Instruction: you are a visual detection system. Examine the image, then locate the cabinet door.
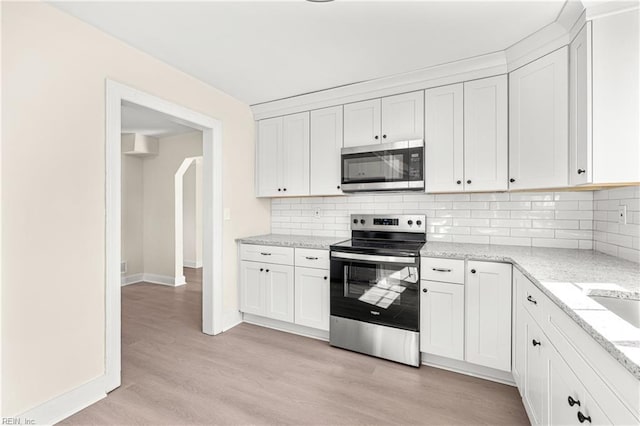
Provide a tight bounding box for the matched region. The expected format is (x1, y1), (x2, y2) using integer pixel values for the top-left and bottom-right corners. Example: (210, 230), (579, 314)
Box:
(264, 264), (294, 322)
(592, 10), (640, 183)
(425, 84), (464, 193)
(282, 112), (310, 196)
(343, 98), (381, 147)
(420, 280), (464, 360)
(569, 23), (592, 186)
(240, 261), (265, 316)
(548, 347), (611, 426)
(310, 106), (343, 195)
(509, 47), (569, 190)
(512, 269), (527, 391)
(524, 314), (548, 425)
(381, 91), (424, 142)
(465, 261), (512, 372)
(294, 267), (330, 331)
(464, 75), (508, 192)
(256, 117), (282, 197)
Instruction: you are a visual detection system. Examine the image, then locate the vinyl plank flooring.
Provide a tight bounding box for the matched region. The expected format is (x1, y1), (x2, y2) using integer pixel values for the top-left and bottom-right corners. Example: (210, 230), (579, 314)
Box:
(62, 267), (528, 425)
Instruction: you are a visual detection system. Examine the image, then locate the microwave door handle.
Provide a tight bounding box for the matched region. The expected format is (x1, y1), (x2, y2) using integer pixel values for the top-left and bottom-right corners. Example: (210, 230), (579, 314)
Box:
(331, 251), (417, 264)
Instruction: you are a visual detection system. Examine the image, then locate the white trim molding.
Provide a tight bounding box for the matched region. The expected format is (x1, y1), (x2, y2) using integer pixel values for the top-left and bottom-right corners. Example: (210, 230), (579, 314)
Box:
(105, 79), (224, 398)
(17, 376), (106, 426)
(183, 260), (203, 269)
(250, 0), (585, 120)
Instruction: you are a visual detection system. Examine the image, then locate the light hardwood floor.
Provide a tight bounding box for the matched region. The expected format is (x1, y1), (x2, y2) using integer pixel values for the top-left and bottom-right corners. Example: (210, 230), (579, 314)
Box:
(63, 267), (528, 425)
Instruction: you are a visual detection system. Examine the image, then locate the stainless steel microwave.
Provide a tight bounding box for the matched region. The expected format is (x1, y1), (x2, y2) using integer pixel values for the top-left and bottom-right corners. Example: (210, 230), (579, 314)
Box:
(340, 140), (424, 192)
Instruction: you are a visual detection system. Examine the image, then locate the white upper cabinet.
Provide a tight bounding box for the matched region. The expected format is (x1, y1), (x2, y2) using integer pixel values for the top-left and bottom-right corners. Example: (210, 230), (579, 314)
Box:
(310, 106), (343, 195)
(381, 91), (424, 142)
(425, 83), (464, 193)
(569, 22), (592, 186)
(344, 91), (424, 148)
(425, 76), (507, 194)
(465, 261), (512, 372)
(343, 99), (381, 147)
(256, 112), (310, 197)
(591, 10), (640, 184)
(256, 117), (282, 197)
(464, 75), (508, 192)
(281, 112), (310, 196)
(509, 47), (569, 190)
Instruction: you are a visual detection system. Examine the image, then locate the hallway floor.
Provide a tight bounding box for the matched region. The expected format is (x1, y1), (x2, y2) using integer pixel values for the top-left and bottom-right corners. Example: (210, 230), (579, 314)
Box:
(62, 267), (528, 425)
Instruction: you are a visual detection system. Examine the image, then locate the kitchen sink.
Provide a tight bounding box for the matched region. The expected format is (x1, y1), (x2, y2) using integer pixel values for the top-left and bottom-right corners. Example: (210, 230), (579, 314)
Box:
(589, 296), (640, 329)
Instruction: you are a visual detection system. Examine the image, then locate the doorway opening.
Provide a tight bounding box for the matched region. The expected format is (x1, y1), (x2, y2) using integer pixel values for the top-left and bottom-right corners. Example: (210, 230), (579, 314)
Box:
(105, 80), (223, 393)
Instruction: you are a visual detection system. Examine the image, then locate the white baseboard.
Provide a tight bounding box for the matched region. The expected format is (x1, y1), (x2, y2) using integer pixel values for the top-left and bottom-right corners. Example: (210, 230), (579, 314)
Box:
(120, 273), (185, 287)
(421, 353), (515, 386)
(183, 259), (203, 268)
(223, 310), (243, 332)
(243, 313), (329, 341)
(17, 375), (106, 425)
(121, 273), (143, 286)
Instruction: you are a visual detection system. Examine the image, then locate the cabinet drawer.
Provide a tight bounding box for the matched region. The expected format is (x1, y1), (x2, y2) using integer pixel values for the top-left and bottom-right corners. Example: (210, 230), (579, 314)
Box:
(520, 271), (545, 326)
(295, 248), (330, 270)
(240, 244), (294, 265)
(421, 257), (465, 284)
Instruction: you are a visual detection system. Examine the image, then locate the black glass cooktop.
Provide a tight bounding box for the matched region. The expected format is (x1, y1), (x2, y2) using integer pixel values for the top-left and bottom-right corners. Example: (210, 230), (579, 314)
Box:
(331, 238), (425, 256)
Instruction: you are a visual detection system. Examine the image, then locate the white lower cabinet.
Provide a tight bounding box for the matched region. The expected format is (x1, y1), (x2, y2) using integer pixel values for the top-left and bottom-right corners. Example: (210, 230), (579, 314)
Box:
(239, 245), (329, 332)
(465, 261), (512, 372)
(239, 260), (294, 322)
(420, 280), (464, 360)
(294, 267), (330, 331)
(548, 347), (611, 426)
(523, 312), (547, 425)
(515, 271), (638, 426)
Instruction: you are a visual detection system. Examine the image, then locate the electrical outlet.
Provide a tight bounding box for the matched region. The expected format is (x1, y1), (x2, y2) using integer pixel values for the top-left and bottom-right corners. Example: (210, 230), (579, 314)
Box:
(313, 209), (321, 219)
(618, 205), (628, 224)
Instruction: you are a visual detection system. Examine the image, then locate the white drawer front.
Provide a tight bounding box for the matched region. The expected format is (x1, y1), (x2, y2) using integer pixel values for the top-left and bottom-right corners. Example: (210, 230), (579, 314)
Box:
(295, 248), (330, 270)
(520, 272), (544, 326)
(240, 244), (294, 265)
(421, 257), (465, 284)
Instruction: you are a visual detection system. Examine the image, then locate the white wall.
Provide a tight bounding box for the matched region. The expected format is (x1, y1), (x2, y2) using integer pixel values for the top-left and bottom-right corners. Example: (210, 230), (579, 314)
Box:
(121, 154), (144, 276)
(272, 191), (595, 249)
(1, 2), (270, 416)
(143, 131), (202, 280)
(183, 158), (202, 268)
(593, 186), (640, 263)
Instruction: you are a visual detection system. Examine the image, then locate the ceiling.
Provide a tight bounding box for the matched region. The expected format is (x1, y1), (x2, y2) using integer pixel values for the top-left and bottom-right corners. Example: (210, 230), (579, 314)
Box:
(121, 103), (197, 137)
(52, 1), (567, 105)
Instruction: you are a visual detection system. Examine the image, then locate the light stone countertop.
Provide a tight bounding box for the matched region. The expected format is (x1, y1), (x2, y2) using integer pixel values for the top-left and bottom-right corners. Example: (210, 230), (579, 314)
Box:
(236, 235), (640, 379)
(420, 242), (640, 379)
(236, 234), (347, 250)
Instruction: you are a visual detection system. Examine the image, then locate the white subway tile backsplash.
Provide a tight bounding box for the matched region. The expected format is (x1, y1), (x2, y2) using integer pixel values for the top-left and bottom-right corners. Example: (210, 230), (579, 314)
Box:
(268, 189), (640, 260)
(592, 186), (640, 262)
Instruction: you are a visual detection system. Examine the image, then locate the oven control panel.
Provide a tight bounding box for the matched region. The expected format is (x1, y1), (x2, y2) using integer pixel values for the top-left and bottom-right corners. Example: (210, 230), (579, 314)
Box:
(350, 214), (426, 233)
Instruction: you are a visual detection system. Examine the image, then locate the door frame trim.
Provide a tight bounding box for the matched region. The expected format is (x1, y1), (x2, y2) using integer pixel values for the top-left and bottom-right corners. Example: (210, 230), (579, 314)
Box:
(105, 79), (224, 392)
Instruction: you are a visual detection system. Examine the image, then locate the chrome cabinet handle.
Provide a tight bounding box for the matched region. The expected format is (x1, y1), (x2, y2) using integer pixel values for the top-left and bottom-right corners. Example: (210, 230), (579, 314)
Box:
(527, 295), (537, 305)
(260, 252), (271, 256)
(305, 256), (319, 260)
(432, 268), (452, 273)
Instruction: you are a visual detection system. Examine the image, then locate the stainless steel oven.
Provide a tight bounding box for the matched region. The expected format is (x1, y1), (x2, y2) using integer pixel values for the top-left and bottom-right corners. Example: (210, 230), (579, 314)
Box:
(329, 214), (426, 367)
(340, 140), (424, 192)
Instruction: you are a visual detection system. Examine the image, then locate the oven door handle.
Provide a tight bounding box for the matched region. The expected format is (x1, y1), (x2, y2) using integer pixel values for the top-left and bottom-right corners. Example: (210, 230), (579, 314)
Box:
(331, 251), (417, 264)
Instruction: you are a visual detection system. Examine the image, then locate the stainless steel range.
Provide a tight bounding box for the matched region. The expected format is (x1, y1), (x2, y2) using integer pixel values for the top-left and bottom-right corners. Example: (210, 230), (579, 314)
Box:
(329, 214), (426, 367)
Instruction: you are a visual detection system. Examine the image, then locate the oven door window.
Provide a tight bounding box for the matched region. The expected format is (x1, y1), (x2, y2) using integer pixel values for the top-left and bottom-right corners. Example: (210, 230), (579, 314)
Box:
(331, 258), (420, 331)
